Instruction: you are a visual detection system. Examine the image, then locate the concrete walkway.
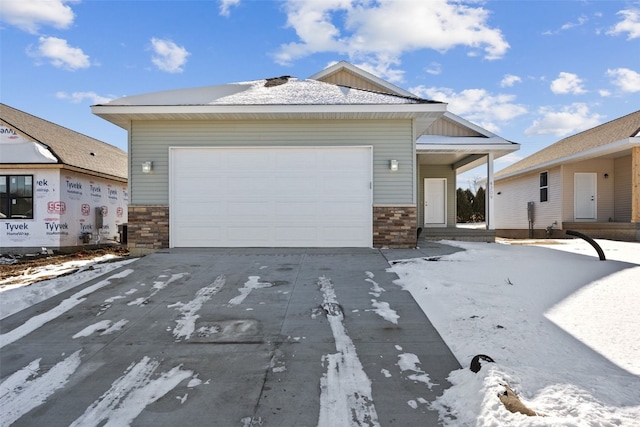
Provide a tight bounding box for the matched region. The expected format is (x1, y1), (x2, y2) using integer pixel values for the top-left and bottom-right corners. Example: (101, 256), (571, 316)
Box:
(1, 245), (461, 426)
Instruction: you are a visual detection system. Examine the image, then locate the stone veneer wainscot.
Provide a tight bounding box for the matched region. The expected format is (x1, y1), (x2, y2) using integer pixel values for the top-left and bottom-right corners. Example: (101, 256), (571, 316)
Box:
(373, 206), (417, 248)
(127, 205), (169, 255)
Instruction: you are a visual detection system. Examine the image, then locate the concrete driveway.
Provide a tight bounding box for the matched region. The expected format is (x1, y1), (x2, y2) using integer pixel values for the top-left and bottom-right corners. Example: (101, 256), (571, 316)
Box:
(1, 246), (461, 426)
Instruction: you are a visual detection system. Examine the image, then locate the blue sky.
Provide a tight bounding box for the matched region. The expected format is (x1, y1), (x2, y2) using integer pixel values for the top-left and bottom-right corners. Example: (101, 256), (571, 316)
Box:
(1, 0), (639, 186)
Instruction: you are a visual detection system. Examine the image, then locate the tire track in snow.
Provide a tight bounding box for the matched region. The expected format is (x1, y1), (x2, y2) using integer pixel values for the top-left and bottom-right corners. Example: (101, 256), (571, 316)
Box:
(317, 276), (380, 427)
(0, 269), (134, 349)
(228, 276), (273, 306)
(0, 350), (82, 427)
(365, 271), (399, 325)
(70, 356), (193, 427)
(170, 275), (226, 340)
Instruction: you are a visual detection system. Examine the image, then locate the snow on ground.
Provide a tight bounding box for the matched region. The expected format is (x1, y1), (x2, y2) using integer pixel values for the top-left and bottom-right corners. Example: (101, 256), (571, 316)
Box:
(2, 239), (639, 426)
(390, 238), (640, 426)
(0, 255), (137, 320)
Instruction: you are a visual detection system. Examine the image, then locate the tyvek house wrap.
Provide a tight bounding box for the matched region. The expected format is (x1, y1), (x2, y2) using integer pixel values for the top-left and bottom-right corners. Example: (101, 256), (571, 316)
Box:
(1, 127), (128, 250)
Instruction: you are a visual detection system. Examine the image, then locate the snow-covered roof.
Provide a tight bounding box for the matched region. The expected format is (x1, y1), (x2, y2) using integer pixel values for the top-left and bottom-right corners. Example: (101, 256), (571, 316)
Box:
(104, 77), (431, 106)
(93, 76), (446, 132)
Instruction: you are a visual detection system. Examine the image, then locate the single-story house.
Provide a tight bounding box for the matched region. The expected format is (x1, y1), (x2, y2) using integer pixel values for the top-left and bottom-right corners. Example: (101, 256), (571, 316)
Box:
(92, 61), (518, 253)
(1, 103), (128, 254)
(494, 110), (640, 241)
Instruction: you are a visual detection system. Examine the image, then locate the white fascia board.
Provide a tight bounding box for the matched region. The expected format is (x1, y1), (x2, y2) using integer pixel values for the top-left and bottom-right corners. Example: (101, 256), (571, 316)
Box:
(495, 137), (640, 181)
(416, 143), (520, 153)
(92, 103), (445, 115)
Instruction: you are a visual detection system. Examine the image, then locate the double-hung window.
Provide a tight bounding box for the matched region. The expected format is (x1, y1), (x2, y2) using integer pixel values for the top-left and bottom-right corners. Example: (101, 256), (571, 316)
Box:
(539, 171), (549, 203)
(0, 175), (34, 219)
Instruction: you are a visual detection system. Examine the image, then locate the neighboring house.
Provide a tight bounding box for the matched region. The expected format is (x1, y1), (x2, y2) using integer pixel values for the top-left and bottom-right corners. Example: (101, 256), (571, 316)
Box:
(494, 110), (640, 241)
(92, 61), (518, 253)
(1, 103), (128, 254)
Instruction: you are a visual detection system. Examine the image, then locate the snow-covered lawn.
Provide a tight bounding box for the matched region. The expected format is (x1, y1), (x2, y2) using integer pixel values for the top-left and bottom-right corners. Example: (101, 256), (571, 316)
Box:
(390, 238), (640, 426)
(1, 239), (638, 426)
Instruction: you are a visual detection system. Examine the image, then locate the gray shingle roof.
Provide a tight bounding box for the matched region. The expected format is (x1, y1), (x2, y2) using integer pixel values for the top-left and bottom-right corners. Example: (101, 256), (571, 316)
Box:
(496, 110), (640, 179)
(1, 103), (127, 180)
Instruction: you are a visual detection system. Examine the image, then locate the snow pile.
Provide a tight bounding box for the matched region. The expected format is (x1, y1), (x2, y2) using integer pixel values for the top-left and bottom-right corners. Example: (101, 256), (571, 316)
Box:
(390, 239), (640, 426)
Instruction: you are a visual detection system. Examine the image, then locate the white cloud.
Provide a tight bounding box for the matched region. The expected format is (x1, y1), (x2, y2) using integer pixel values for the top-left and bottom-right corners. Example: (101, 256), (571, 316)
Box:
(606, 67), (640, 93)
(219, 0), (240, 17)
(0, 0), (77, 34)
(425, 62), (442, 75)
(410, 85), (527, 133)
(599, 89), (612, 97)
(607, 8), (640, 39)
(543, 15), (588, 35)
(33, 36), (90, 70)
(560, 15), (588, 31)
(525, 103), (603, 137)
(550, 72), (586, 95)
(500, 74), (521, 87)
(275, 0), (509, 82)
(56, 91), (114, 104)
(150, 38), (190, 73)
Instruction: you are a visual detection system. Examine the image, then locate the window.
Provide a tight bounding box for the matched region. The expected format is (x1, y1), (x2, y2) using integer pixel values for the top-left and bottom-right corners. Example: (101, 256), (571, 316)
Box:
(539, 171), (548, 202)
(0, 175), (34, 219)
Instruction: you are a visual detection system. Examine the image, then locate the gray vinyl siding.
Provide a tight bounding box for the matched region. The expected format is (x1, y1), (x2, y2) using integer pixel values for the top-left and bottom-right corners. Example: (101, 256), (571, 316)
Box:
(614, 155), (632, 222)
(130, 119), (414, 205)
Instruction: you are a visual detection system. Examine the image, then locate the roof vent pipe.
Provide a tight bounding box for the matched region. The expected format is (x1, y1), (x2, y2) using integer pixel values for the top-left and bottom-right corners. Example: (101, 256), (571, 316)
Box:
(264, 76), (291, 87)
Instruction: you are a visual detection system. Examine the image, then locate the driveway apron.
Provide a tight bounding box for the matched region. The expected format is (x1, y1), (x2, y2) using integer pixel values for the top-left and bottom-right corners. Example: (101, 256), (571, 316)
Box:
(0, 247), (460, 427)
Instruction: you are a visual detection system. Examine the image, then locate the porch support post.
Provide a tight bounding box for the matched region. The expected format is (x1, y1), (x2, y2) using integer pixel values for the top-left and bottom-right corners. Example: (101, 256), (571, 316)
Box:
(486, 152), (495, 230)
(633, 146), (640, 222)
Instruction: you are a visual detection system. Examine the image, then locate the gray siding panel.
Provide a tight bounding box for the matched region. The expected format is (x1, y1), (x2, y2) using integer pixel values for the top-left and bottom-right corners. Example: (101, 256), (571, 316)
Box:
(130, 119), (414, 205)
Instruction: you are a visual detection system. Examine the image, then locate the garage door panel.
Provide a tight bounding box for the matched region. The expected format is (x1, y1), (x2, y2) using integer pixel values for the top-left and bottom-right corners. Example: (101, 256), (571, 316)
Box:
(227, 226), (272, 241)
(275, 151), (319, 170)
(170, 147), (372, 247)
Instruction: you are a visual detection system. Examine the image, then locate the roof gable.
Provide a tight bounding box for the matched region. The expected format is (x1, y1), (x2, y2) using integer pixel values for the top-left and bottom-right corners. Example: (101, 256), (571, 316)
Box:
(1, 103), (127, 180)
(310, 61), (418, 98)
(422, 112), (493, 138)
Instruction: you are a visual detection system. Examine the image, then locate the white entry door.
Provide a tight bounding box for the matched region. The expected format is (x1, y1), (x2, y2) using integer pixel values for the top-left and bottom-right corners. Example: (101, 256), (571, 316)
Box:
(424, 178), (447, 227)
(574, 173), (597, 220)
(170, 146), (373, 247)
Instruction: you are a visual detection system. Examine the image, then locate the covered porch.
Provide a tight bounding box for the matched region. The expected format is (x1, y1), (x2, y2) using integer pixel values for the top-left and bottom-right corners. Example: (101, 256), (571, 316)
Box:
(415, 112), (519, 243)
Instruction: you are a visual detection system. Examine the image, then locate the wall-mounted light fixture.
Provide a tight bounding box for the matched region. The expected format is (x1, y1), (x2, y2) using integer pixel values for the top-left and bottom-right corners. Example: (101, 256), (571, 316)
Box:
(142, 161), (153, 173)
(389, 159), (399, 172)
(604, 173), (609, 179)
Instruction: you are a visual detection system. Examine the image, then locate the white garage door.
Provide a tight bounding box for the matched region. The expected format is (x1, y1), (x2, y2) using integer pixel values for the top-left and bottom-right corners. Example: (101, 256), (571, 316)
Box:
(170, 147), (372, 247)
